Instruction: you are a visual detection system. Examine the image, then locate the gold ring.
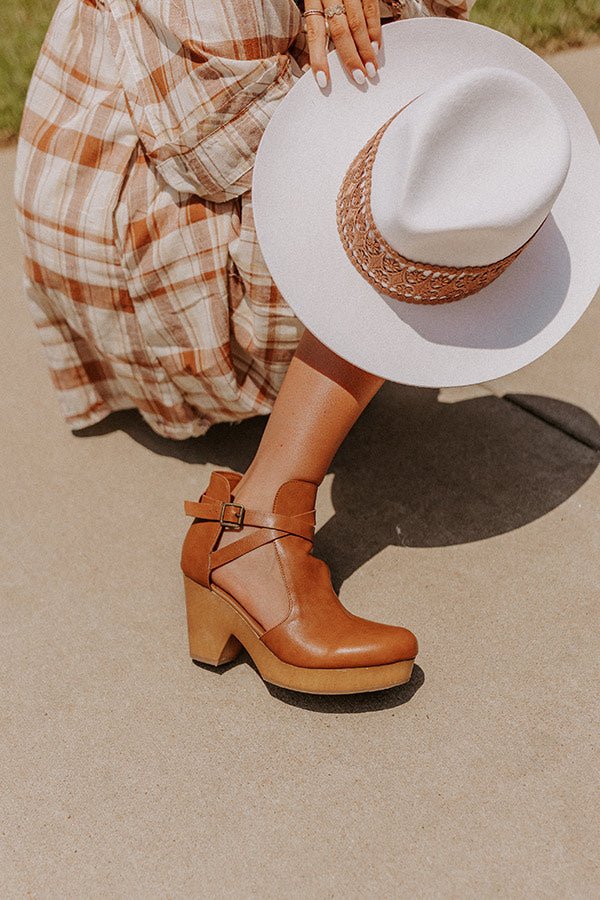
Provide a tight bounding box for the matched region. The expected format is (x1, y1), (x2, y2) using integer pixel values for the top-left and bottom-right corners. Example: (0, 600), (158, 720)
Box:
(324, 4), (347, 18)
(302, 9), (326, 17)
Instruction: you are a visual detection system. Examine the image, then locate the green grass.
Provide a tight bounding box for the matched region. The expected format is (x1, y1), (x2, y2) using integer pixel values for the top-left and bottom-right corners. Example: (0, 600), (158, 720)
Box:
(1, 0), (59, 142)
(471, 0), (600, 55)
(1, 0), (599, 142)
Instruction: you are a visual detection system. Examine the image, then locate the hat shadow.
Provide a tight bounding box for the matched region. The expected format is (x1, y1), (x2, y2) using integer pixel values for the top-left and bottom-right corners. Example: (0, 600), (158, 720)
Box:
(314, 381), (599, 591)
(382, 216), (570, 349)
(76, 383), (599, 594)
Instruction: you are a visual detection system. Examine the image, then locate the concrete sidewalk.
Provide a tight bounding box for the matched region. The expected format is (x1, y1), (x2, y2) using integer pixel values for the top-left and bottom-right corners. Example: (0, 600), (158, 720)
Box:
(1, 47), (599, 899)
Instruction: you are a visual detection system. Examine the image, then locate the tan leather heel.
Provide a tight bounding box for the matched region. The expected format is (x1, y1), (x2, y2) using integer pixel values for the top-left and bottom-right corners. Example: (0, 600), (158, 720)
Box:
(184, 575), (243, 666)
(181, 470), (418, 695)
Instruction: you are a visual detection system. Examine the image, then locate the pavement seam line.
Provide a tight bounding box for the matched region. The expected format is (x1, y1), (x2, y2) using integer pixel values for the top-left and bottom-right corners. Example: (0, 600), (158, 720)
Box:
(501, 393), (600, 453)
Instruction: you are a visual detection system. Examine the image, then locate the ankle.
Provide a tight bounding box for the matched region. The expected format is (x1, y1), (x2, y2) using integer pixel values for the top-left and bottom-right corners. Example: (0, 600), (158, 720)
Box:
(233, 469), (320, 512)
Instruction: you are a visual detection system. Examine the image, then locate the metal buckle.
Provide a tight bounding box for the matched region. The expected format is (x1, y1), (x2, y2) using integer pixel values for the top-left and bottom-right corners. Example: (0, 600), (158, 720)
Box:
(219, 501), (245, 528)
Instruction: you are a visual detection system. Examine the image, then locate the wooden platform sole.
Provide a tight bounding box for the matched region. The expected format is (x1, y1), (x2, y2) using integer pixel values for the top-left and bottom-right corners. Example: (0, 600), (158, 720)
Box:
(184, 575), (415, 695)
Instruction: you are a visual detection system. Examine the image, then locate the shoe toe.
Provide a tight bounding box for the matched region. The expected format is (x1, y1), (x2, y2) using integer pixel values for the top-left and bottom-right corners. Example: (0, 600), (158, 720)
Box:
(334, 619), (418, 668)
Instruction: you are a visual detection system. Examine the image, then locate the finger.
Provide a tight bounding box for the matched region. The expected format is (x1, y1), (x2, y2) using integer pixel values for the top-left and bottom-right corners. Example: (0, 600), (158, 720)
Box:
(303, 5), (330, 88)
(362, 0), (382, 51)
(325, 6), (371, 83)
(344, 0), (379, 71)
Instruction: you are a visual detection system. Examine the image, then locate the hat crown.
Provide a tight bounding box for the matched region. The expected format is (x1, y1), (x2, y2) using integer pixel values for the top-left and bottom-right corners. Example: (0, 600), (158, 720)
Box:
(370, 67), (572, 267)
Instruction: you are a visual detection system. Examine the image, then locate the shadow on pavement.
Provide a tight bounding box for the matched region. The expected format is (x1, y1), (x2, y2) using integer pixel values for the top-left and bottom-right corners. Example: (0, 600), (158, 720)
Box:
(75, 382), (600, 592)
(317, 383), (600, 590)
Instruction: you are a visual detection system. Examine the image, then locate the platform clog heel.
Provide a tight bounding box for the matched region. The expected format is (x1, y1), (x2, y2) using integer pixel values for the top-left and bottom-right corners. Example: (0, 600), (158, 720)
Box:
(181, 471), (417, 694)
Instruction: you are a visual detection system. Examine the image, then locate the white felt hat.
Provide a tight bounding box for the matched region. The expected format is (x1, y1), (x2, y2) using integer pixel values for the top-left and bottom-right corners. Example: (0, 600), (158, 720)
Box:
(252, 18), (600, 387)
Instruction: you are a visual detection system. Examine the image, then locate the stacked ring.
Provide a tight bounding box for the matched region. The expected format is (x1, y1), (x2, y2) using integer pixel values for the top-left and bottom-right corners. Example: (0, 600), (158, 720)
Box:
(324, 4), (348, 17)
(302, 9), (326, 17)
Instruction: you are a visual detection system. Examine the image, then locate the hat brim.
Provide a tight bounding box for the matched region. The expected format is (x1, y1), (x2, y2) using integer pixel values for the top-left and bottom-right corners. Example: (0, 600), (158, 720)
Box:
(252, 18), (600, 387)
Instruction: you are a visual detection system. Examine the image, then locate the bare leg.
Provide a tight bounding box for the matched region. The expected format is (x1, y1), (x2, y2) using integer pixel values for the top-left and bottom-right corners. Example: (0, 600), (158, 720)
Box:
(211, 330), (384, 628)
(234, 330), (383, 506)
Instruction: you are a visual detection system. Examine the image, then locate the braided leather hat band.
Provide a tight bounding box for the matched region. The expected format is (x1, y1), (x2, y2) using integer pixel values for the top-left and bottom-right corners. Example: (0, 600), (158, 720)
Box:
(336, 108), (540, 305)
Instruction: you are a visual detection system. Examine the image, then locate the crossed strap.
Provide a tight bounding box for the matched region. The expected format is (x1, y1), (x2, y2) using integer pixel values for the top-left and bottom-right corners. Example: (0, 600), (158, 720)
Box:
(184, 495), (316, 574)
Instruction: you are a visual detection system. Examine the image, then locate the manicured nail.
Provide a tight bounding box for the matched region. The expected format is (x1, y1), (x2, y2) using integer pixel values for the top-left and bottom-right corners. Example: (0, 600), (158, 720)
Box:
(315, 70), (328, 88)
(371, 41), (380, 55)
(365, 61), (377, 79)
(352, 69), (366, 85)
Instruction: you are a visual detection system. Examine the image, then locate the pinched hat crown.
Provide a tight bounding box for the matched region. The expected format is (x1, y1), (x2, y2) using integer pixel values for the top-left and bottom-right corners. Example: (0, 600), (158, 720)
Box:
(337, 67), (571, 304)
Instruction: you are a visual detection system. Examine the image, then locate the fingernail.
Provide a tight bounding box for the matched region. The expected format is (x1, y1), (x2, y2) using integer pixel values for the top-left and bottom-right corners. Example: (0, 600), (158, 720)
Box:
(315, 70), (328, 88)
(352, 69), (366, 85)
(365, 61), (377, 79)
(371, 41), (379, 55)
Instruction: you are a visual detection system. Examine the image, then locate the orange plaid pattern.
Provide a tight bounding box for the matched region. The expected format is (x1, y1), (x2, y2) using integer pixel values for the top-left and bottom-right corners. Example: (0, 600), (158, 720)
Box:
(14, 0), (474, 439)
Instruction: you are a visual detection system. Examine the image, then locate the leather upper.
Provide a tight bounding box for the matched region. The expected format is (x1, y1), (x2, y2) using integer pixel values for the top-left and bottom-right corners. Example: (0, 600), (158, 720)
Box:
(181, 471), (418, 668)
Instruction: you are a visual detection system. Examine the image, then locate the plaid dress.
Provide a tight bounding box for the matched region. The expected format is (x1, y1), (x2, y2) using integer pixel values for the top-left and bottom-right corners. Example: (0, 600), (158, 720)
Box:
(14, 0), (474, 439)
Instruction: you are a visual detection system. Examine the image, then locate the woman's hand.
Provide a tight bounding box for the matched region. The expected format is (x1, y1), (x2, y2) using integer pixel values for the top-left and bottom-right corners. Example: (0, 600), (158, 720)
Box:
(303, 0), (382, 88)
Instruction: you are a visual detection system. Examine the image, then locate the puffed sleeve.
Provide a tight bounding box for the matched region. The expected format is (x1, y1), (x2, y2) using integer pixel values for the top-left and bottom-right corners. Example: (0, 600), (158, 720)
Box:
(105, 0), (303, 202)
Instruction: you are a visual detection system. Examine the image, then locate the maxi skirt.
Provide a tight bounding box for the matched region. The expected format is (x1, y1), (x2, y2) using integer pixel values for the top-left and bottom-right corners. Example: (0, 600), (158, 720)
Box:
(14, 0), (474, 439)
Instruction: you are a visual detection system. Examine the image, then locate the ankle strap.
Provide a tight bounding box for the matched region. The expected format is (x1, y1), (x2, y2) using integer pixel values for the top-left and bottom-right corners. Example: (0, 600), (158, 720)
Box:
(184, 497), (315, 542)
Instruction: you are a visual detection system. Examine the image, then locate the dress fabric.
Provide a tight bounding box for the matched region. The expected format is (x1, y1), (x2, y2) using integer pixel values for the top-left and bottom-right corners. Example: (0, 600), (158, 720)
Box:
(14, 0), (475, 440)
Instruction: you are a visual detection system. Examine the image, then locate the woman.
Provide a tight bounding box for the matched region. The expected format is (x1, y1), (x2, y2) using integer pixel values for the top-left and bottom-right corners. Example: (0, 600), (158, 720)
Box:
(15, 0), (474, 693)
